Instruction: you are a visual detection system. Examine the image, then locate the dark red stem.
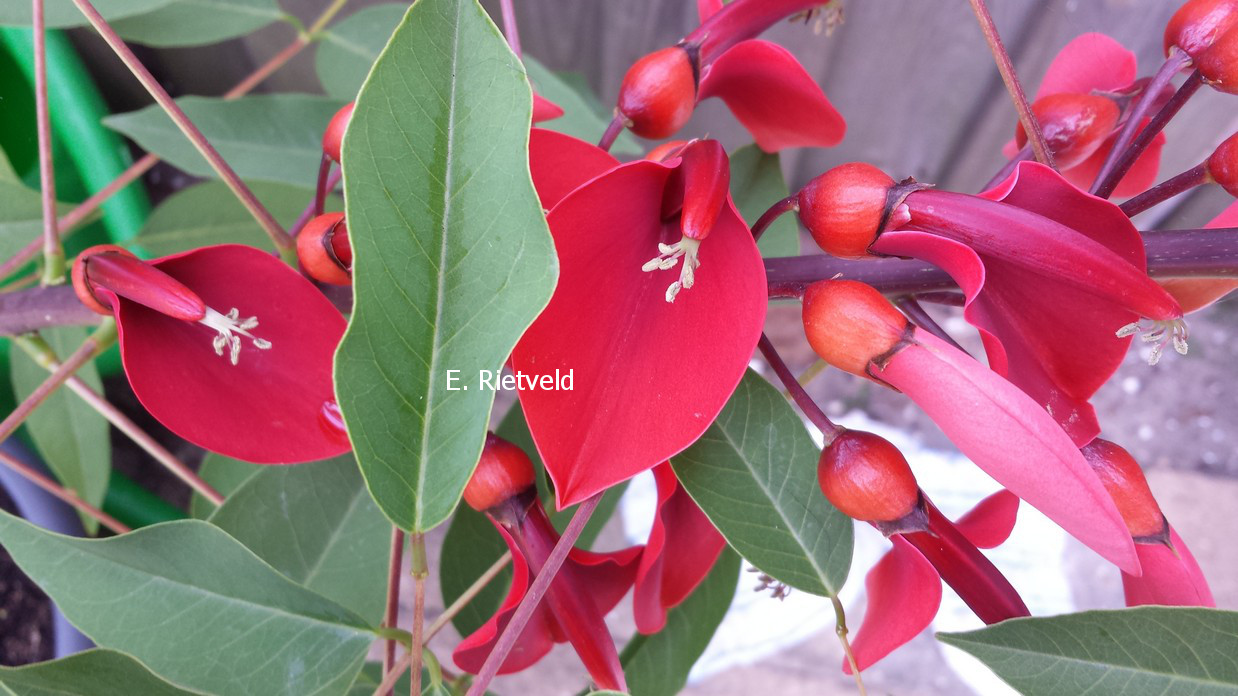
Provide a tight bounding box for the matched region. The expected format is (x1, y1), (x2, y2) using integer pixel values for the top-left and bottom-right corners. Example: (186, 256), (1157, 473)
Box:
(294, 168), (342, 238)
(1120, 163), (1210, 217)
(752, 195), (798, 243)
(383, 527), (405, 691)
(982, 143), (1032, 192)
(598, 115), (624, 152)
(314, 153), (332, 219)
(915, 291), (967, 307)
(757, 333), (844, 444)
(894, 295), (968, 355)
(499, 0), (522, 59)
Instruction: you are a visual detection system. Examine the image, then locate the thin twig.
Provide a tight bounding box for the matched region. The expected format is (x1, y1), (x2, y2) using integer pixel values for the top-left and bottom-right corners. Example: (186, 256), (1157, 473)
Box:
(752, 195), (799, 243)
(0, 449), (130, 534)
(981, 143), (1032, 192)
(499, 0), (522, 59)
(424, 551), (513, 641)
(294, 169), (342, 238)
(831, 596), (867, 696)
(372, 649), (413, 696)
(757, 333), (844, 445)
(1120, 162), (1210, 217)
(383, 528), (405, 696)
(409, 533), (427, 696)
(598, 115), (624, 152)
(967, 0), (1054, 168)
(467, 494), (602, 696)
(33, 0), (64, 286)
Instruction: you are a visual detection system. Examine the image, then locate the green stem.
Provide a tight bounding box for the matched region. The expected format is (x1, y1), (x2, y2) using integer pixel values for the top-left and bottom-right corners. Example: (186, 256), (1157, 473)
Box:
(831, 595), (866, 695)
(410, 532), (428, 696)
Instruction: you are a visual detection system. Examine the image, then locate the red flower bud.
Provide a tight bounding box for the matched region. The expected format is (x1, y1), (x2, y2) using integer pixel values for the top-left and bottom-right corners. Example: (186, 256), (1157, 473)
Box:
(72, 244), (134, 316)
(297, 213), (352, 286)
(1080, 439), (1168, 541)
(1198, 22), (1238, 92)
(1207, 130), (1238, 195)
(617, 46), (697, 139)
(797, 162), (895, 259)
(818, 430), (920, 523)
(72, 244), (206, 322)
(322, 102), (354, 164)
(1165, 0), (1238, 58)
(1016, 94), (1120, 169)
(645, 140), (689, 162)
(802, 279), (911, 379)
(463, 433), (537, 512)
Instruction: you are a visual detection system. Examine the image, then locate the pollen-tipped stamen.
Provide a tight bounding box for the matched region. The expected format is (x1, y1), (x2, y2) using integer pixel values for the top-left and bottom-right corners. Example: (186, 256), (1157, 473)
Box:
(642, 237), (701, 303)
(1116, 318), (1189, 365)
(198, 307), (272, 366)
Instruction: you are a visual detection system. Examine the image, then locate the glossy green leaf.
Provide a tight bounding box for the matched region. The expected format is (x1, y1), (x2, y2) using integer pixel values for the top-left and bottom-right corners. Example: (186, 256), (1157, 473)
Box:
(208, 455), (392, 624)
(729, 145), (798, 258)
(938, 608), (1238, 696)
(0, 649), (199, 696)
(672, 370), (852, 596)
(9, 327), (110, 535)
(524, 56), (640, 156)
(0, 0), (175, 29)
(104, 94), (345, 189)
(134, 180), (341, 257)
(0, 511), (373, 696)
(189, 451), (259, 519)
(112, 0), (285, 47)
(336, 0), (557, 532)
(315, 3), (408, 102)
(622, 548), (740, 696)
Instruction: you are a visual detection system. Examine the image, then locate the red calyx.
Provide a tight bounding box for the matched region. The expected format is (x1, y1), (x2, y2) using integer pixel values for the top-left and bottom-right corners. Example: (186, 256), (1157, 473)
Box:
(297, 213), (352, 286)
(617, 46), (698, 139)
(1081, 438), (1169, 542)
(797, 162), (895, 259)
(818, 430), (920, 523)
(322, 102), (355, 164)
(1016, 94), (1120, 170)
(463, 433), (537, 513)
(71, 244), (206, 322)
(1165, 0), (1238, 59)
(801, 279), (911, 379)
(1207, 130), (1238, 195)
(1198, 21), (1238, 92)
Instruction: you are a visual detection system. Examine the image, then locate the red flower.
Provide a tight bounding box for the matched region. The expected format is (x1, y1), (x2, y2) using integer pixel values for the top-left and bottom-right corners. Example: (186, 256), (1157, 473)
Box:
(71, 244), (350, 464)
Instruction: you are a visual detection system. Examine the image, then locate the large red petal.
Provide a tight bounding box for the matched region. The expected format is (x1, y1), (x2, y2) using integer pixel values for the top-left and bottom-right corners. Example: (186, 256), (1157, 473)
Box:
(1065, 122), (1166, 198)
(512, 161), (767, 508)
(697, 40), (845, 152)
(872, 330), (1139, 574)
(1034, 33), (1136, 99)
(954, 490), (1020, 550)
(529, 128), (620, 210)
(114, 245), (349, 464)
(1158, 201), (1238, 313)
(1122, 527), (1216, 607)
(845, 537), (941, 674)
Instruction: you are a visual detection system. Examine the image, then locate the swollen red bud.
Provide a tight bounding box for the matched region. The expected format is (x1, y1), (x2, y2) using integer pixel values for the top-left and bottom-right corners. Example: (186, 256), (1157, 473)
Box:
(797, 162), (894, 259)
(1207, 130), (1238, 195)
(818, 430), (920, 523)
(1165, 0), (1238, 58)
(1081, 439), (1168, 541)
(1198, 22), (1238, 92)
(1016, 94), (1120, 169)
(617, 46), (697, 139)
(802, 279), (911, 378)
(71, 244), (206, 321)
(297, 213), (352, 286)
(322, 102), (354, 164)
(463, 433), (536, 512)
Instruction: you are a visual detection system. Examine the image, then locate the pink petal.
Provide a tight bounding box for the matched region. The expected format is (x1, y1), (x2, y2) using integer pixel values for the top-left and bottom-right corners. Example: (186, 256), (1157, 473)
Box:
(633, 464), (727, 634)
(1065, 122), (1166, 198)
(1035, 33), (1136, 99)
(512, 160), (766, 508)
(1157, 201), (1238, 313)
(1122, 526), (1215, 607)
(697, 40), (845, 152)
(845, 537), (941, 674)
(113, 245), (350, 464)
(872, 329), (1140, 574)
(529, 128), (619, 211)
(697, 0), (722, 22)
(532, 93), (565, 123)
(954, 490), (1020, 549)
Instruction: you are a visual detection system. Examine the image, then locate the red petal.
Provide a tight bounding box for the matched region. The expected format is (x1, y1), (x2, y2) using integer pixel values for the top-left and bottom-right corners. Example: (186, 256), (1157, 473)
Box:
(954, 490), (1020, 549)
(532, 93), (565, 123)
(1158, 201), (1238, 313)
(1122, 527), (1216, 607)
(1065, 122), (1166, 198)
(529, 128), (619, 211)
(633, 464), (727, 634)
(512, 160), (766, 508)
(114, 245), (349, 464)
(872, 330), (1140, 574)
(675, 140), (730, 241)
(1034, 33), (1136, 99)
(697, 40), (845, 152)
(697, 0), (722, 21)
(845, 537), (941, 674)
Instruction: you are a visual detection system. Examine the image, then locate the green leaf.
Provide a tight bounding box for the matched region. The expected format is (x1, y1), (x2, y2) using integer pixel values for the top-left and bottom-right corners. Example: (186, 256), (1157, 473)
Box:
(189, 451), (259, 519)
(0, 150), (75, 262)
(111, 0), (285, 47)
(208, 455), (392, 624)
(622, 548), (740, 696)
(672, 370), (852, 597)
(336, 0), (557, 532)
(104, 94), (345, 189)
(0, 649), (200, 696)
(524, 56), (640, 156)
(134, 180), (341, 257)
(0, 511), (373, 696)
(729, 145), (798, 258)
(315, 3), (408, 102)
(9, 327), (110, 535)
(0, 0), (176, 29)
(938, 608), (1238, 696)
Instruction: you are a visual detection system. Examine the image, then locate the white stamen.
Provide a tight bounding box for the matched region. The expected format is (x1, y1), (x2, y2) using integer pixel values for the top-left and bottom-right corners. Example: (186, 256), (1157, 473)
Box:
(643, 236), (702, 304)
(197, 307), (272, 366)
(1117, 318), (1189, 366)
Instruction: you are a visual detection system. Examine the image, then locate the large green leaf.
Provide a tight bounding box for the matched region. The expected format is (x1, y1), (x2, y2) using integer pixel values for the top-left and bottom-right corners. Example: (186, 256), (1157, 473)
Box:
(336, 0), (557, 532)
(189, 451), (259, 519)
(524, 57), (640, 156)
(729, 145), (799, 258)
(315, 3), (408, 102)
(938, 608), (1238, 696)
(0, 649), (199, 696)
(112, 0), (285, 47)
(672, 370), (852, 596)
(104, 94), (344, 189)
(0, 511), (374, 696)
(621, 548), (740, 696)
(0, 0), (175, 28)
(9, 326), (110, 535)
(208, 455), (392, 624)
(134, 180), (341, 257)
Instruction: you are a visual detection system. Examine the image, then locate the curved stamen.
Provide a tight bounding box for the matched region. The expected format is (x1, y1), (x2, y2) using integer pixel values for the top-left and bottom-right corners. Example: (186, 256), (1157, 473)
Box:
(1116, 318), (1189, 365)
(198, 307), (272, 365)
(641, 237), (701, 303)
